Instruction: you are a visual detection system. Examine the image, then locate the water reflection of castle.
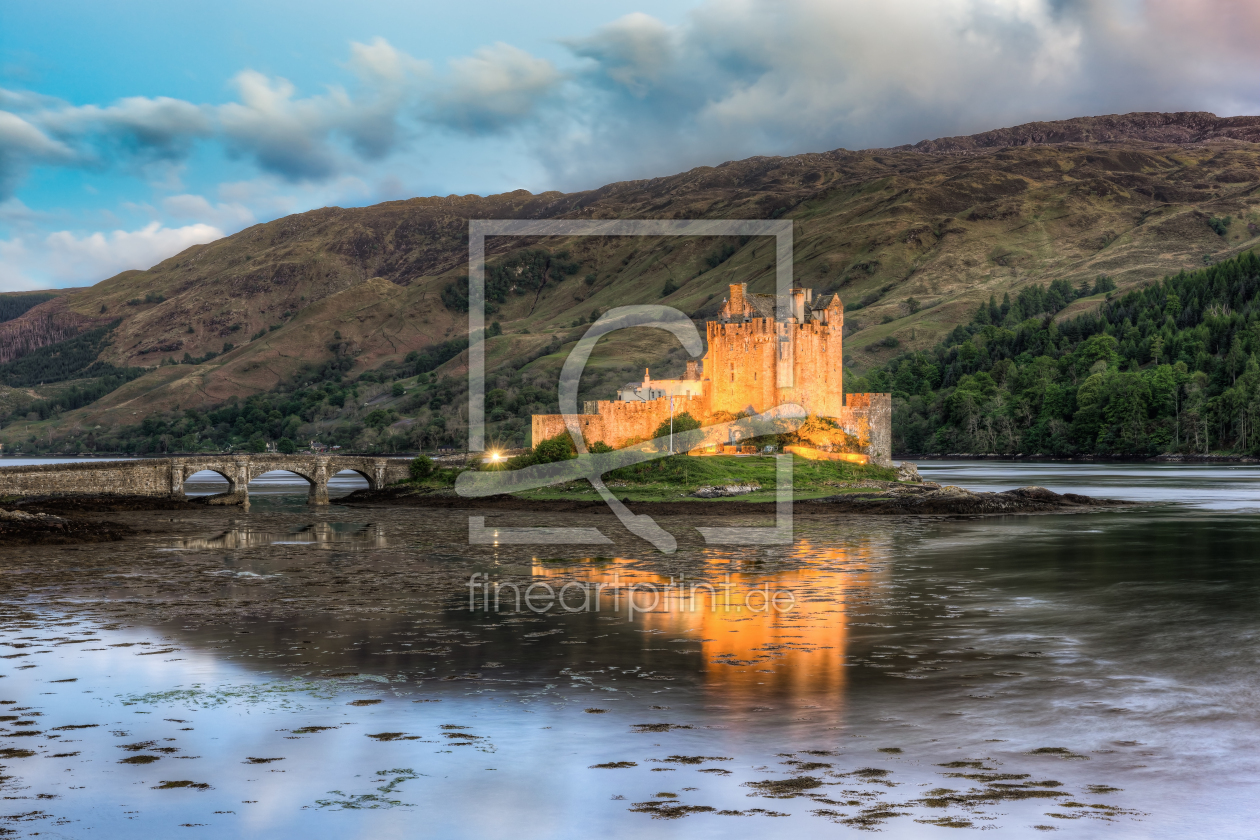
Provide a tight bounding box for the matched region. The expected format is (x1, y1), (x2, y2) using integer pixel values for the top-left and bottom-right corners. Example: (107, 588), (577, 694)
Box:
(528, 537), (885, 700)
(175, 523), (386, 550)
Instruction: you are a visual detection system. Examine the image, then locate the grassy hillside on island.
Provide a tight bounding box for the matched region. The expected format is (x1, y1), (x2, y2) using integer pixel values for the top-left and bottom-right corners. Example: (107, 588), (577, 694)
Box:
(0, 111), (1258, 455)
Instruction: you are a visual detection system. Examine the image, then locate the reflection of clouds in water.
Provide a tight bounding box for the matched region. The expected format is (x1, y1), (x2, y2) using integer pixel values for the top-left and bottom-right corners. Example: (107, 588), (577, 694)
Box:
(916, 460), (1260, 510)
(175, 522), (386, 550)
(183, 468), (370, 497)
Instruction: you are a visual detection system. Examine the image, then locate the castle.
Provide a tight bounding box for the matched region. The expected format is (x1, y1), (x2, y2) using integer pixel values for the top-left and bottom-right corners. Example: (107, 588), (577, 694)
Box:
(531, 283), (892, 465)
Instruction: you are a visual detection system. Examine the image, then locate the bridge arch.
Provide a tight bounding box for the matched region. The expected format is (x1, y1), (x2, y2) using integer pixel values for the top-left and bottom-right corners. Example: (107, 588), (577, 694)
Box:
(183, 467), (240, 493)
(331, 468), (375, 490)
(247, 465), (317, 485)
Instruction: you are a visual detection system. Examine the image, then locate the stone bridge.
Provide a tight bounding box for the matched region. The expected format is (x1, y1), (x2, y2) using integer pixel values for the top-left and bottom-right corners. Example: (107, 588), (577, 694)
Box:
(0, 455), (412, 505)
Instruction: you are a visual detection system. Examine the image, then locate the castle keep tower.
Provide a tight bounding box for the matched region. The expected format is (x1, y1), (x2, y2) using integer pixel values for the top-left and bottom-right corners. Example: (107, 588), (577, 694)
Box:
(531, 283), (892, 465)
(707, 283), (845, 418)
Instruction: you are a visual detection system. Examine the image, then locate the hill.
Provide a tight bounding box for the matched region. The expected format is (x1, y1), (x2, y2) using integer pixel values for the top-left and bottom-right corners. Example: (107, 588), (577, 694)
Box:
(1, 111), (1258, 454)
(853, 250), (1260, 456)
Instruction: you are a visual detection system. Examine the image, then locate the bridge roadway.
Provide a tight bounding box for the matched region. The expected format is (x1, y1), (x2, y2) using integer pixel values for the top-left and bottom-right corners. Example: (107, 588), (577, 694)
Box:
(0, 455), (412, 505)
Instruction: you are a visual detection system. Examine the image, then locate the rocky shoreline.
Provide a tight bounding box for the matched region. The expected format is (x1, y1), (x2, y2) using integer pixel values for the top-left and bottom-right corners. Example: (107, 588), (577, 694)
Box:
(0, 494), (215, 546)
(806, 484), (1129, 515)
(0, 504), (133, 546)
(896, 452), (1260, 463)
(339, 483), (1130, 516)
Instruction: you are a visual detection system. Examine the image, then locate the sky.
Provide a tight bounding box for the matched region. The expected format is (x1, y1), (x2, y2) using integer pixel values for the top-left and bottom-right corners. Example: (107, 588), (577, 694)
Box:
(2, 0), (1259, 291)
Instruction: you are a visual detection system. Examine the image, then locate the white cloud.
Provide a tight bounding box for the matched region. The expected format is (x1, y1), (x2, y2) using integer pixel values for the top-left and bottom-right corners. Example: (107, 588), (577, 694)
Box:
(218, 38), (431, 180)
(0, 222), (223, 290)
(41, 95), (213, 160)
(564, 13), (676, 97)
(526, 0), (1260, 189)
(161, 194), (255, 230)
(427, 43), (564, 133)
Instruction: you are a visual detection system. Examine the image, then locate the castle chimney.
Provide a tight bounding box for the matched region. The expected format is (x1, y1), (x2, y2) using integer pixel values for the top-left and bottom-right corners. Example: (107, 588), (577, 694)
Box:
(790, 288), (806, 323)
(728, 283), (747, 320)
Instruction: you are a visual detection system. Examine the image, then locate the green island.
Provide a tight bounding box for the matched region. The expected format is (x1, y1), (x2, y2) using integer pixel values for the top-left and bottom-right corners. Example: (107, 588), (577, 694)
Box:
(399, 450), (902, 503)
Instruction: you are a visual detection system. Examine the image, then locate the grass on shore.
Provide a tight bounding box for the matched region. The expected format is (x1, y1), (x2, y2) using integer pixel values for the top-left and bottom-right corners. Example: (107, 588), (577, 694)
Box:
(511, 454), (899, 502)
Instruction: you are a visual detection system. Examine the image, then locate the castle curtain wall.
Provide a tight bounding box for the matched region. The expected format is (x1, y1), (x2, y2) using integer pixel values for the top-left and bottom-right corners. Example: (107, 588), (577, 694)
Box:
(531, 394), (709, 448)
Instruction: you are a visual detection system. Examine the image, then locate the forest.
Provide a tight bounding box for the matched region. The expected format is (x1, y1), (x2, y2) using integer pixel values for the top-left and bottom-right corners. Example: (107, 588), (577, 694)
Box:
(0, 293), (57, 324)
(846, 250), (1260, 456)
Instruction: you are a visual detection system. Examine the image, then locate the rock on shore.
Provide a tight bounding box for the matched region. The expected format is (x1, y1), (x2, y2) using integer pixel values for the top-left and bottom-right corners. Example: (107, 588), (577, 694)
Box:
(0, 504), (134, 545)
(691, 482), (761, 498)
(808, 484), (1127, 515)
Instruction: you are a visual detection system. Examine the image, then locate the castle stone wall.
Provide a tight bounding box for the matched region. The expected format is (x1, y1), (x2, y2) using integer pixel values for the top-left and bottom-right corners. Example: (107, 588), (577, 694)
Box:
(837, 393), (893, 467)
(532, 393), (709, 449)
(531, 415), (607, 448)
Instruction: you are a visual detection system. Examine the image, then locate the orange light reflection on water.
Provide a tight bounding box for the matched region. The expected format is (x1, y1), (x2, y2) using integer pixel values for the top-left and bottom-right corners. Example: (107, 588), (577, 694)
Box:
(529, 537), (884, 706)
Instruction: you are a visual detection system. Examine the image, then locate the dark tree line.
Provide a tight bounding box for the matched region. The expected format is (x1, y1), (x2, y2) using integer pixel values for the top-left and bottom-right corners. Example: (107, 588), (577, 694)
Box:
(850, 251), (1260, 456)
(0, 293), (57, 325)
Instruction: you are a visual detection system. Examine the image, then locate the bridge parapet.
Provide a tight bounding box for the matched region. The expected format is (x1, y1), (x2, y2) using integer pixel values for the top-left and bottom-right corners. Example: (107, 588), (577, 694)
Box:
(0, 455), (413, 505)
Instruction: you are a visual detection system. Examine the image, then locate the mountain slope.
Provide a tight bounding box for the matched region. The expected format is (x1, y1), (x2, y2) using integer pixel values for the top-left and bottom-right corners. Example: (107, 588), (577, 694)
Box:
(2, 110), (1259, 449)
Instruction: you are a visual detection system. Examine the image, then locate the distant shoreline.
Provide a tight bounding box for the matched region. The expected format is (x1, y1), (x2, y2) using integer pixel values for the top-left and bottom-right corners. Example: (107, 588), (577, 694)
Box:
(897, 453), (1260, 464)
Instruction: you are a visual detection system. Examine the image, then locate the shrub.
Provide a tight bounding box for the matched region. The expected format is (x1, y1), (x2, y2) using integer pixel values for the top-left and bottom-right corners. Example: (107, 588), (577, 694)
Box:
(277, 437), (297, 454)
(391, 382), (405, 397)
(364, 409), (392, 429)
(651, 411), (701, 441)
(505, 452), (536, 469)
(533, 433), (576, 464)
(408, 455), (434, 481)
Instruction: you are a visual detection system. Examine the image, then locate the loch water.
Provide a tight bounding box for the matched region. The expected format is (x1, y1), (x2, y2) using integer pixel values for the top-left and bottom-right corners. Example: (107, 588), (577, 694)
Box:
(1, 462), (1258, 838)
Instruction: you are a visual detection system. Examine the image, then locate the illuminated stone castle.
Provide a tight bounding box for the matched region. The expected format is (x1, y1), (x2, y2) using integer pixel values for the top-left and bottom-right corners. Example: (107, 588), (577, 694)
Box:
(532, 283), (892, 465)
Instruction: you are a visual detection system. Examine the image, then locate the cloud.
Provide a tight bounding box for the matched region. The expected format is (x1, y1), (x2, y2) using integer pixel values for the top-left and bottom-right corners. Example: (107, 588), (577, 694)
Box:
(565, 13), (676, 98)
(0, 39), (431, 195)
(0, 222), (223, 290)
(161, 194), (255, 230)
(534, 0), (1260, 188)
(41, 96), (213, 161)
(218, 38), (431, 180)
(427, 43), (564, 133)
(0, 109), (75, 198)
